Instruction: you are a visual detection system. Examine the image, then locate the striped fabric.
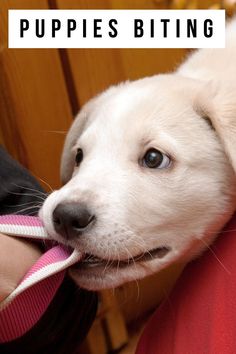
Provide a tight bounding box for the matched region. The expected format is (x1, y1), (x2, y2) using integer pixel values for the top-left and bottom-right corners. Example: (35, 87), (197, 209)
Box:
(0, 215), (82, 343)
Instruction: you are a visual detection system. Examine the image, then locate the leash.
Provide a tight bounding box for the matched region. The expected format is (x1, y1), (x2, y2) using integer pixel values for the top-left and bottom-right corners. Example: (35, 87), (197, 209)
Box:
(0, 215), (82, 343)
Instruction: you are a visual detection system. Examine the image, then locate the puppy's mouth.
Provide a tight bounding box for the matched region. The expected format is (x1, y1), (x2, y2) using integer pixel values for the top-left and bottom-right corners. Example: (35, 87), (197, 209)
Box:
(74, 246), (171, 270)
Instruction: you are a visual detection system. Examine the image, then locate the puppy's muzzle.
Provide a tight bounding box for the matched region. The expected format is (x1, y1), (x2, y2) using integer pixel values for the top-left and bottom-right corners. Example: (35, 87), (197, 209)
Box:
(52, 202), (95, 240)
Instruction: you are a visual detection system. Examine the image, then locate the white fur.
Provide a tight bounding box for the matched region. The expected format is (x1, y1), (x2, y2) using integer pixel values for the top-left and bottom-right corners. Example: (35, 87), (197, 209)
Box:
(40, 19), (236, 290)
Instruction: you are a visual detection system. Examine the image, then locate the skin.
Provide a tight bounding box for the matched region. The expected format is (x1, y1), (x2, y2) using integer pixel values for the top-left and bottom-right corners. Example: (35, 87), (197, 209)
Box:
(0, 233), (42, 302)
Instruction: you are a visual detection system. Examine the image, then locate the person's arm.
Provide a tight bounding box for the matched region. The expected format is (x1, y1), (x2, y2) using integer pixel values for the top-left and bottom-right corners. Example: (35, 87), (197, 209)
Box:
(0, 233), (42, 302)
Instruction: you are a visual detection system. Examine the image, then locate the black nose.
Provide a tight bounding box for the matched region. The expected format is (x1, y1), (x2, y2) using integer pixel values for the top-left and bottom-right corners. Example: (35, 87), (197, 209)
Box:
(52, 203), (95, 239)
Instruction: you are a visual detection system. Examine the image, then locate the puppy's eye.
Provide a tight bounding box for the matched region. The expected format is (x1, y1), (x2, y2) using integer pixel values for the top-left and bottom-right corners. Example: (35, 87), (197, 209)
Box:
(143, 148), (171, 169)
(75, 148), (83, 166)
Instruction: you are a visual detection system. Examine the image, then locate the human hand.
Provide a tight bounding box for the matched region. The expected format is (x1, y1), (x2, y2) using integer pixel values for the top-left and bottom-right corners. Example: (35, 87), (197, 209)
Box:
(0, 233), (42, 302)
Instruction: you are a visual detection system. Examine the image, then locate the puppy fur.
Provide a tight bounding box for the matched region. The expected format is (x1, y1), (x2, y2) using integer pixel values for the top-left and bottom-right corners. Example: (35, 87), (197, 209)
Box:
(40, 18), (236, 290)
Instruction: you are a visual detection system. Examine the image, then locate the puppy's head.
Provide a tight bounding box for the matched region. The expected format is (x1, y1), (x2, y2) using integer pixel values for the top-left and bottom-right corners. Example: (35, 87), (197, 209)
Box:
(40, 75), (236, 290)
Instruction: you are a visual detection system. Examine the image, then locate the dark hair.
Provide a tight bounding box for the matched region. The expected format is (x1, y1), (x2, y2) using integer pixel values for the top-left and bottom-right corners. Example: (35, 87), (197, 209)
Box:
(0, 147), (98, 353)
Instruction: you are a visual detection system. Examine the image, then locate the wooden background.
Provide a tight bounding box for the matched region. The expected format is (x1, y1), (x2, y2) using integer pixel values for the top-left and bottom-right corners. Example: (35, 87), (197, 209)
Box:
(0, 0), (190, 190)
(0, 1), (234, 353)
(0, 0), (228, 188)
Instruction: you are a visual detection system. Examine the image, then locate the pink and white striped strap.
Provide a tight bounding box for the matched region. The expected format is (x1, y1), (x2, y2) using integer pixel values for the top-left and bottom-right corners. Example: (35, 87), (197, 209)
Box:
(0, 215), (82, 343)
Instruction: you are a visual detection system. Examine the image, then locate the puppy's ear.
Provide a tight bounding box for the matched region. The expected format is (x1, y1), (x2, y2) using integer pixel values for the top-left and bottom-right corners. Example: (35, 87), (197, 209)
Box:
(195, 81), (236, 173)
(60, 110), (88, 184)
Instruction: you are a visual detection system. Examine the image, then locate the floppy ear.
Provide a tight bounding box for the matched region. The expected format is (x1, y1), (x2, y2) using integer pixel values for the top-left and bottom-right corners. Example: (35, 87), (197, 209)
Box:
(195, 81), (236, 173)
(60, 110), (88, 185)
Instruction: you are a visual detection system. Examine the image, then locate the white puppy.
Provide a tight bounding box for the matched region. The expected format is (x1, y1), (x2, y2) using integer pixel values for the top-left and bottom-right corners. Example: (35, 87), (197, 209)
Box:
(40, 19), (236, 290)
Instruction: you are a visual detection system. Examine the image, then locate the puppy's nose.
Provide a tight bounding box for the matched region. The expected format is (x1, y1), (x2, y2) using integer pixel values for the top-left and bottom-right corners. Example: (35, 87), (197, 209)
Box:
(52, 203), (95, 239)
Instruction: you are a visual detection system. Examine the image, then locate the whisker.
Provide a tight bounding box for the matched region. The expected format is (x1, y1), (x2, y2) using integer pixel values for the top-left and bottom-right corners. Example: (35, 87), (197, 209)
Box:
(5, 191), (45, 201)
(115, 246), (121, 278)
(1, 185), (46, 201)
(13, 203), (43, 215)
(106, 250), (119, 271)
(23, 209), (42, 216)
(105, 258), (115, 272)
(14, 207), (41, 215)
(42, 130), (67, 135)
(4, 201), (40, 208)
(123, 246), (140, 301)
(103, 248), (113, 274)
(200, 238), (231, 275)
(124, 246), (137, 268)
(209, 227), (236, 235)
(30, 174), (54, 193)
(112, 287), (116, 297)
(11, 183), (47, 197)
(134, 278), (140, 302)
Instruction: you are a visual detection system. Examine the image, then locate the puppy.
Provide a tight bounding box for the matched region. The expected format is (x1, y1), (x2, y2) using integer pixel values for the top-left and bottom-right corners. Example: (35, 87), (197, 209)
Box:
(40, 18), (236, 291)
